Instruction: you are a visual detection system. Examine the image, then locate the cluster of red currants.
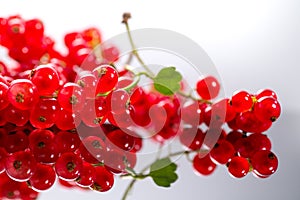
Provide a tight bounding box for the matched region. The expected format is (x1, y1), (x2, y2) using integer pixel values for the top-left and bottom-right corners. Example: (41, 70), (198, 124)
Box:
(0, 14), (281, 199)
(182, 80), (281, 178)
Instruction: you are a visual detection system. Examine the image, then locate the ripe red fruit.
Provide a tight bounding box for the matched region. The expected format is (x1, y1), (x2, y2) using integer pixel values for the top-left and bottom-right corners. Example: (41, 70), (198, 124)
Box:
(210, 140), (235, 165)
(196, 76), (220, 100)
(179, 127), (205, 150)
(28, 163), (56, 191)
(57, 82), (85, 112)
(106, 129), (135, 152)
(30, 64), (59, 95)
(3, 130), (29, 153)
(90, 166), (114, 192)
(93, 65), (118, 95)
(0, 82), (9, 110)
(227, 156), (249, 178)
(78, 136), (107, 164)
(230, 90), (253, 113)
(55, 131), (81, 154)
(193, 154), (217, 176)
(76, 162), (95, 187)
(55, 152), (83, 181)
(0, 147), (7, 173)
(256, 89), (277, 100)
(29, 98), (58, 129)
(7, 79), (39, 110)
(251, 150), (278, 176)
(55, 107), (81, 131)
(4, 104), (30, 126)
(28, 129), (58, 164)
(254, 97), (281, 122)
(5, 151), (37, 182)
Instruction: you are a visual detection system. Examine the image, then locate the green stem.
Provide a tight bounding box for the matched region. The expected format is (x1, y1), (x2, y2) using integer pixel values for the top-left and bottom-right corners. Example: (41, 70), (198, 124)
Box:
(123, 15), (154, 77)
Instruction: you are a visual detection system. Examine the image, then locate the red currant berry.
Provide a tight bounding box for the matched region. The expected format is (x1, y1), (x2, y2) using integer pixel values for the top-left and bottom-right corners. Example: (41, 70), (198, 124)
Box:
(29, 129), (57, 161)
(30, 64), (59, 96)
(78, 136), (107, 164)
(57, 82), (85, 112)
(256, 89), (277, 100)
(0, 147), (7, 173)
(55, 152), (82, 181)
(5, 151), (37, 182)
(55, 107), (81, 131)
(102, 45), (120, 63)
(226, 130), (243, 145)
(236, 111), (272, 133)
(24, 18), (44, 44)
(81, 98), (107, 127)
(227, 156), (249, 178)
(30, 98), (58, 129)
(181, 100), (205, 126)
(193, 154), (217, 176)
(254, 96), (281, 122)
(90, 166), (114, 192)
(55, 131), (81, 154)
(179, 127), (205, 150)
(77, 72), (97, 99)
(196, 76), (220, 100)
(76, 162), (96, 187)
(3, 130), (29, 153)
(106, 89), (129, 114)
(106, 129), (135, 151)
(82, 27), (102, 48)
(28, 163), (56, 191)
(251, 150), (278, 176)
(4, 104), (30, 126)
(0, 82), (9, 110)
(93, 65), (118, 95)
(7, 79), (39, 110)
(230, 90), (253, 113)
(210, 140), (235, 165)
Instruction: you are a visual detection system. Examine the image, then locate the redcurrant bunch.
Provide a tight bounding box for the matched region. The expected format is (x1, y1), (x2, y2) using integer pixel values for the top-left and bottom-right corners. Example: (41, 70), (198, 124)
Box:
(0, 13), (282, 200)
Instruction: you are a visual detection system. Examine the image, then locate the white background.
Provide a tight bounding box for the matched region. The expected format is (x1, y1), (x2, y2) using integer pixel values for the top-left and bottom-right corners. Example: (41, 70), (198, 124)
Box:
(1, 0), (300, 199)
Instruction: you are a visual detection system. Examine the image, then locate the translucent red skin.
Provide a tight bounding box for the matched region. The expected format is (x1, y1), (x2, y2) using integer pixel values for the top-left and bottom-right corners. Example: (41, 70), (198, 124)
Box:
(196, 76), (220, 100)
(254, 97), (281, 122)
(55, 152), (83, 181)
(5, 151), (37, 182)
(228, 156), (249, 178)
(193, 154), (217, 176)
(30, 64), (60, 96)
(90, 166), (114, 192)
(29, 163), (56, 191)
(7, 79), (39, 110)
(210, 140), (235, 165)
(251, 150), (278, 176)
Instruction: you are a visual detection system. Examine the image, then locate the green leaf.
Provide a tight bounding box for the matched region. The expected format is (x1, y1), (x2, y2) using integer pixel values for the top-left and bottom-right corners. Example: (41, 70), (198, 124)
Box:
(149, 158), (178, 187)
(153, 67), (182, 95)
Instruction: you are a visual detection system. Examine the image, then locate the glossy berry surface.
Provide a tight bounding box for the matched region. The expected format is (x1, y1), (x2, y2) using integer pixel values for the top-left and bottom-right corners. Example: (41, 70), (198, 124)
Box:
(30, 64), (59, 95)
(254, 97), (281, 122)
(28, 163), (56, 191)
(227, 156), (249, 178)
(251, 150), (278, 176)
(57, 82), (85, 112)
(90, 166), (114, 192)
(230, 90), (253, 113)
(93, 65), (118, 95)
(193, 154), (217, 176)
(5, 151), (37, 182)
(7, 79), (39, 110)
(196, 76), (220, 100)
(55, 152), (83, 181)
